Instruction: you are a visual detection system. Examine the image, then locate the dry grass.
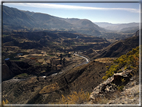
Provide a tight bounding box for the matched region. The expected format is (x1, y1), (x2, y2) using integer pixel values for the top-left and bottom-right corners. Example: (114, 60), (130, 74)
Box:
(39, 82), (60, 94)
(57, 89), (90, 104)
(2, 99), (9, 105)
(95, 58), (116, 63)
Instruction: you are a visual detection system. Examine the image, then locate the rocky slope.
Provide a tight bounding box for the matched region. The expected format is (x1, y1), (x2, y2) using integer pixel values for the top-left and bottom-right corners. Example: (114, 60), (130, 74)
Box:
(96, 35), (139, 57)
(89, 69), (139, 104)
(2, 58), (111, 104)
(88, 46), (140, 104)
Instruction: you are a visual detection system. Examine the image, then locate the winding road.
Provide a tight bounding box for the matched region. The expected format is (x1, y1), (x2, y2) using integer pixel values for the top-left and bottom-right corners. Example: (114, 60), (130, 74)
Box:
(49, 53), (90, 76)
(73, 53), (90, 67)
(4, 53), (90, 82)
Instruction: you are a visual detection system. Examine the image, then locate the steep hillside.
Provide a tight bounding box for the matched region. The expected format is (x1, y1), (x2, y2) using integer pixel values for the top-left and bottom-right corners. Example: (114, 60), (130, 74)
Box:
(2, 57), (111, 104)
(89, 46), (139, 104)
(62, 18), (105, 36)
(3, 6), (36, 30)
(3, 5), (102, 36)
(90, 30), (139, 59)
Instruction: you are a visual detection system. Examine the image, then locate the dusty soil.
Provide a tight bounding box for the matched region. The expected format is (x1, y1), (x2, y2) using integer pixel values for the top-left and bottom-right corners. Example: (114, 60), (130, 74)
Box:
(2, 59), (111, 104)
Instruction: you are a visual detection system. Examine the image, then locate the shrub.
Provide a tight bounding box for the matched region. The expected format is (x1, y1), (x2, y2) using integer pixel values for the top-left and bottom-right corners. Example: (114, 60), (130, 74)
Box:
(2, 99), (9, 105)
(121, 78), (125, 83)
(39, 82), (60, 94)
(102, 46), (139, 80)
(117, 85), (124, 91)
(58, 89), (90, 104)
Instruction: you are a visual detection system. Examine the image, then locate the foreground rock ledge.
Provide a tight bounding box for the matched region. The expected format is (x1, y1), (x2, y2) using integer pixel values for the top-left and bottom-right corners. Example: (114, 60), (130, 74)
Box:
(89, 69), (139, 104)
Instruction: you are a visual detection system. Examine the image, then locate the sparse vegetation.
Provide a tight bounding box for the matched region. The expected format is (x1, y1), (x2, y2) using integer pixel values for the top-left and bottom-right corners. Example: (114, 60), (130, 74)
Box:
(95, 58), (116, 63)
(15, 73), (29, 78)
(39, 82), (60, 94)
(57, 89), (90, 104)
(102, 46), (139, 80)
(2, 99), (9, 105)
(2, 5), (140, 105)
(117, 85), (124, 91)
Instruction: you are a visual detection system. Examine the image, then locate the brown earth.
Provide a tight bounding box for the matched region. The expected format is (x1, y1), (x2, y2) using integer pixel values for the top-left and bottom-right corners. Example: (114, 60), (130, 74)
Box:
(2, 59), (111, 104)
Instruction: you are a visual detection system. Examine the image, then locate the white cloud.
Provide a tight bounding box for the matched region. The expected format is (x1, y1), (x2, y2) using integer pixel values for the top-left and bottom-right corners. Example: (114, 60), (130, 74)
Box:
(4, 3), (140, 13)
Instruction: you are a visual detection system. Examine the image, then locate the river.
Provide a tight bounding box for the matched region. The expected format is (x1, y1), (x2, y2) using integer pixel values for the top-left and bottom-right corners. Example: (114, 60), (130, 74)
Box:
(73, 53), (89, 67)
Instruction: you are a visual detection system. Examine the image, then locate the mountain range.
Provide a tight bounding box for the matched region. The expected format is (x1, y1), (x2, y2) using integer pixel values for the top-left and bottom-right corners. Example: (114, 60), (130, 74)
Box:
(3, 5), (104, 36)
(95, 22), (139, 33)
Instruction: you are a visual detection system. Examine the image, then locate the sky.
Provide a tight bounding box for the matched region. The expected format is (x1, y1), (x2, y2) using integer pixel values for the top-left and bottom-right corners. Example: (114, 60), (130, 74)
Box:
(2, 1), (141, 24)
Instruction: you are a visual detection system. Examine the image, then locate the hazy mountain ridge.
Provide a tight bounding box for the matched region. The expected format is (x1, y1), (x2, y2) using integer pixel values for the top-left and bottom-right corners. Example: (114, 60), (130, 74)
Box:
(95, 22), (139, 33)
(3, 5), (138, 39)
(3, 6), (37, 28)
(3, 5), (102, 36)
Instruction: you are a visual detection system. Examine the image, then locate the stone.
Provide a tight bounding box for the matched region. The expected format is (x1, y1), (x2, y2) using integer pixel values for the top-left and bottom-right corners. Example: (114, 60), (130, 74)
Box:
(90, 69), (134, 103)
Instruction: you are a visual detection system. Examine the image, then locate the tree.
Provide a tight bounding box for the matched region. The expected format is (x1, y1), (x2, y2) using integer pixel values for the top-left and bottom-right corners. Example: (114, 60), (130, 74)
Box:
(63, 58), (66, 66)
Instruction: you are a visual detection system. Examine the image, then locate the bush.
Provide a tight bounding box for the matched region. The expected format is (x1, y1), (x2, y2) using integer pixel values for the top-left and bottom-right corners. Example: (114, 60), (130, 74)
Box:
(58, 89), (90, 104)
(2, 99), (9, 105)
(102, 46), (139, 80)
(117, 85), (124, 91)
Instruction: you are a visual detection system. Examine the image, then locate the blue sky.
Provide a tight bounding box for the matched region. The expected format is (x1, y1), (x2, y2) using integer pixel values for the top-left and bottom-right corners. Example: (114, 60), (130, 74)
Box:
(3, 2), (140, 24)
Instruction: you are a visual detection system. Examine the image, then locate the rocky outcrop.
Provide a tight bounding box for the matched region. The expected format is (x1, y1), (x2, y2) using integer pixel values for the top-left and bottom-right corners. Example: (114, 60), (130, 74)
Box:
(89, 69), (138, 104)
(2, 60), (31, 81)
(2, 59), (51, 81)
(108, 85), (139, 104)
(2, 64), (14, 81)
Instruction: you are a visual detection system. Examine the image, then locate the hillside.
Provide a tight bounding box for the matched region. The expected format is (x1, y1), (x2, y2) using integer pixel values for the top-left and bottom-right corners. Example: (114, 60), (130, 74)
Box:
(2, 55), (111, 104)
(89, 46), (139, 104)
(2, 31), (140, 104)
(96, 35), (139, 58)
(3, 5), (103, 36)
(2, 31), (110, 81)
(2, 5), (140, 105)
(83, 30), (139, 59)
(2, 45), (140, 104)
(3, 5), (138, 41)
(2, 31), (110, 56)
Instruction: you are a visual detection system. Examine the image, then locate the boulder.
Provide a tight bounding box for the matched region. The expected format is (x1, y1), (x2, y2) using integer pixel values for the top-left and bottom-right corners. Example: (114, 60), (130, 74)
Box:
(89, 69), (133, 102)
